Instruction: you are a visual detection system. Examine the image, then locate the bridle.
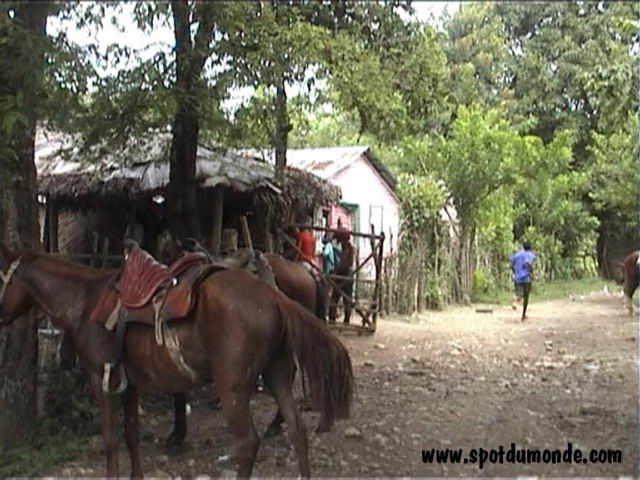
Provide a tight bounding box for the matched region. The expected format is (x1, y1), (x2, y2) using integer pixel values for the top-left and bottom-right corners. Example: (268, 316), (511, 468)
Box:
(0, 257), (22, 305)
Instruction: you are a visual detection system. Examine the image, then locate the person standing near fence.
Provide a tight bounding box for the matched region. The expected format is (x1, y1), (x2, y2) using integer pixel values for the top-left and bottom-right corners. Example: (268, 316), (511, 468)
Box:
(296, 223), (316, 271)
(509, 241), (536, 320)
(329, 229), (355, 325)
(322, 233), (336, 274)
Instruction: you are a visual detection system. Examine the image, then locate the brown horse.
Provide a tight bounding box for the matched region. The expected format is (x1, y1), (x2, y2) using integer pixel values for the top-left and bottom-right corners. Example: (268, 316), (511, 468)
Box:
(0, 244), (353, 478)
(622, 250), (640, 314)
(165, 248), (331, 449)
(166, 248), (330, 448)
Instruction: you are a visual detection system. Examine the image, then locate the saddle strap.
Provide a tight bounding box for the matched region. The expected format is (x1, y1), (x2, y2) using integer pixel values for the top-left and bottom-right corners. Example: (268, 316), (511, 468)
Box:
(153, 293), (165, 345)
(102, 362), (128, 395)
(111, 315), (127, 365)
(104, 299), (121, 331)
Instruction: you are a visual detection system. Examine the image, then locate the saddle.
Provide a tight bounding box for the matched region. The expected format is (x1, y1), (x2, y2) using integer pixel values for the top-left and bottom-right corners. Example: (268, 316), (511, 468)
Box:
(100, 240), (215, 394)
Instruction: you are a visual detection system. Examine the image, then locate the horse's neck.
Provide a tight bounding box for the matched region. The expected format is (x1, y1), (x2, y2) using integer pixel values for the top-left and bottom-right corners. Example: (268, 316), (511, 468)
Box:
(21, 257), (111, 332)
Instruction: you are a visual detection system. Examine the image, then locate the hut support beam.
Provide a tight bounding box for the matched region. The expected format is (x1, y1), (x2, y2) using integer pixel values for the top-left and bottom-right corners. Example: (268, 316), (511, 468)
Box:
(48, 199), (59, 253)
(210, 187), (224, 255)
(239, 215), (253, 250)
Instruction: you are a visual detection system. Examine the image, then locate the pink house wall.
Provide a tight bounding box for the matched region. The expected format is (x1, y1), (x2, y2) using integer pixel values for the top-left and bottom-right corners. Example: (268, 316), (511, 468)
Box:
(331, 156), (399, 269)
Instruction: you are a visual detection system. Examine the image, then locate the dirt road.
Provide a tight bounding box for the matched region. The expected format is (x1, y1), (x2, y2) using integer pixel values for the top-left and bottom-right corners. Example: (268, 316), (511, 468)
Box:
(50, 289), (638, 477)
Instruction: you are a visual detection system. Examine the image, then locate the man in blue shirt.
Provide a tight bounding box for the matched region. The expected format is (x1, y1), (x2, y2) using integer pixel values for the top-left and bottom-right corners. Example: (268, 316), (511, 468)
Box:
(509, 241), (536, 319)
(322, 233), (336, 274)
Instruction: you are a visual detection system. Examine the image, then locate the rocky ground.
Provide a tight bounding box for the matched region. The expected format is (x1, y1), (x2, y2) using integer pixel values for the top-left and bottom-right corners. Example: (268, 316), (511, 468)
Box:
(48, 289), (638, 478)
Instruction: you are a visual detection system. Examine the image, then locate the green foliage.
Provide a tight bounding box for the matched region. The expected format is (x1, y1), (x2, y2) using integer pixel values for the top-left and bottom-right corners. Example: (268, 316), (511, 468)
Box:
(40, 369), (97, 437)
(397, 173), (445, 232)
(587, 112), (640, 239)
(0, 368), (97, 477)
(4, 1), (633, 308)
(0, 433), (90, 477)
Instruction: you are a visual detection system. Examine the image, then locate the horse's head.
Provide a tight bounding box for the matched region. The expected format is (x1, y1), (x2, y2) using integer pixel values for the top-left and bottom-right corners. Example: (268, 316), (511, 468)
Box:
(182, 237), (213, 262)
(0, 242), (34, 325)
(155, 230), (179, 264)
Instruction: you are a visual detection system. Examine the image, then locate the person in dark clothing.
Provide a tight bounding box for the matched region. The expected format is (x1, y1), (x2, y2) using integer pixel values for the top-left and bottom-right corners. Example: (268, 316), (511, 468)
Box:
(329, 229), (355, 324)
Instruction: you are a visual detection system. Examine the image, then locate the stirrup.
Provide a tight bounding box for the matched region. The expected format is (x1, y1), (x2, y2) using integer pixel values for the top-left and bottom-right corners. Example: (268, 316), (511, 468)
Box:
(102, 362), (128, 394)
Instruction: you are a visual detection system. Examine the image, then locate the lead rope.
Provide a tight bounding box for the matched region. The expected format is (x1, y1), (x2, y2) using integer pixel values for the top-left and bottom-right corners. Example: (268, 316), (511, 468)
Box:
(0, 258), (22, 304)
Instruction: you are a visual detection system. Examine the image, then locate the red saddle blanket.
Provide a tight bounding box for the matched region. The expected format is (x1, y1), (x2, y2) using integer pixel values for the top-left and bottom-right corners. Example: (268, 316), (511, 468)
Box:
(119, 241), (208, 309)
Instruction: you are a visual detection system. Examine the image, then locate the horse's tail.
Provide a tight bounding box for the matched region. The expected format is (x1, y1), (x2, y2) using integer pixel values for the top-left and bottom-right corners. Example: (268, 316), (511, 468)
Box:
(312, 273), (327, 321)
(278, 299), (353, 428)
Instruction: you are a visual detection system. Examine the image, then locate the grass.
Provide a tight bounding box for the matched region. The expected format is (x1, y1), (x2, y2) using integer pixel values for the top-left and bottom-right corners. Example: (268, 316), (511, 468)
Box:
(473, 276), (619, 306)
(0, 432), (93, 477)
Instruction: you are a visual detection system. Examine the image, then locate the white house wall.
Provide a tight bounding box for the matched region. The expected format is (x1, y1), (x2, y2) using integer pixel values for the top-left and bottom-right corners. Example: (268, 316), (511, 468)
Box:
(332, 156), (400, 265)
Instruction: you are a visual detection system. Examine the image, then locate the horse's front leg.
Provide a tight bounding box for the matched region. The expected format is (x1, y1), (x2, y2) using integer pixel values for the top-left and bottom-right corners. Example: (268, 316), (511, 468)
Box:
(88, 373), (120, 477)
(166, 393), (188, 453)
(122, 386), (143, 478)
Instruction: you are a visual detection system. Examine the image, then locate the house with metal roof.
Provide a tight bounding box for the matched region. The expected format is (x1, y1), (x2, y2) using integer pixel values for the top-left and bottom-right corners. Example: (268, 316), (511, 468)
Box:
(244, 145), (400, 264)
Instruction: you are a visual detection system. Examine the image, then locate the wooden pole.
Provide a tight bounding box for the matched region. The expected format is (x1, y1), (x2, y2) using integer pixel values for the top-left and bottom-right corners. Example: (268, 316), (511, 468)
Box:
(372, 229), (384, 326)
(91, 231), (99, 267)
(239, 215), (253, 250)
(210, 187), (224, 255)
(48, 199), (59, 253)
(42, 195), (50, 252)
(101, 237), (110, 268)
(264, 209), (273, 253)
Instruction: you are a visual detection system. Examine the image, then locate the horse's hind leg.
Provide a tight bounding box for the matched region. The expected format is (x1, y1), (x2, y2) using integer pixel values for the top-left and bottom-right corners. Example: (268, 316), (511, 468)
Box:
(215, 382), (260, 478)
(264, 361), (296, 438)
(88, 373), (120, 477)
(264, 354), (310, 478)
(264, 410), (284, 438)
(166, 393), (188, 453)
(122, 386), (143, 478)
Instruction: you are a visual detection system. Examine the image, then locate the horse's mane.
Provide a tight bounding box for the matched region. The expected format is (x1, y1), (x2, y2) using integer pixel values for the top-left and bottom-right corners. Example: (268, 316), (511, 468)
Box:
(24, 250), (118, 283)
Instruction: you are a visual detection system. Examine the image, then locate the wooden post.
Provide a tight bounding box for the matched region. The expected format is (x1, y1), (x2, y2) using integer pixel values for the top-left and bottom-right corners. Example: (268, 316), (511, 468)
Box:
(91, 232), (99, 267)
(239, 215), (253, 250)
(101, 237), (110, 268)
(371, 225), (384, 327)
(42, 195), (50, 252)
(387, 231), (394, 314)
(210, 187), (224, 255)
(264, 209), (273, 253)
(48, 199), (59, 253)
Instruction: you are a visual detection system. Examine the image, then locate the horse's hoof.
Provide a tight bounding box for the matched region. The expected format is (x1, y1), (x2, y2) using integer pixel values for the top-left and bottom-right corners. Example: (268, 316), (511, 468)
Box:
(165, 434), (186, 455)
(264, 423), (283, 439)
(315, 422), (331, 434)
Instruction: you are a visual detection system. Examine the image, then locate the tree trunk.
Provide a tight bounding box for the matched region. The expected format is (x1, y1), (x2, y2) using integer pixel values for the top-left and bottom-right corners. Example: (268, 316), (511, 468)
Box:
(168, 105), (200, 240)
(455, 223), (474, 305)
(274, 70), (289, 185)
(167, 1), (215, 241)
(0, 3), (48, 449)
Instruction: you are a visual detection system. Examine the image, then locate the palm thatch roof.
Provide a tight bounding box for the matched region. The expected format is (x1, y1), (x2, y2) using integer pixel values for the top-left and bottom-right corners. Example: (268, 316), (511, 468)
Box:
(35, 129), (341, 215)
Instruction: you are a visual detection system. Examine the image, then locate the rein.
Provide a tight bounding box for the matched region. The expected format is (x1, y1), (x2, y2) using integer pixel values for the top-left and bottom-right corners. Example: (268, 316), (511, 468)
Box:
(0, 257), (22, 304)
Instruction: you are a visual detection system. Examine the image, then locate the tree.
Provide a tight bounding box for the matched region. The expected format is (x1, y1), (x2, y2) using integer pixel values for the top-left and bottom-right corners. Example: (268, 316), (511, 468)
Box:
(0, 2), (51, 449)
(587, 112), (640, 272)
(221, 2), (339, 181)
(165, 1), (217, 240)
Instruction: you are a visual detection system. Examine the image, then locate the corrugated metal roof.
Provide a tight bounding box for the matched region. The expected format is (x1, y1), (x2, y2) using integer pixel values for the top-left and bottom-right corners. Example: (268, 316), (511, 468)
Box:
(240, 145), (397, 193)
(241, 145), (370, 180)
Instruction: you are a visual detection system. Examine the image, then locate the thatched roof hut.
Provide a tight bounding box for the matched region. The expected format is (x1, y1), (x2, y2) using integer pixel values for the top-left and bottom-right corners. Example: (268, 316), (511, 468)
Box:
(35, 130), (340, 214)
(35, 129), (341, 255)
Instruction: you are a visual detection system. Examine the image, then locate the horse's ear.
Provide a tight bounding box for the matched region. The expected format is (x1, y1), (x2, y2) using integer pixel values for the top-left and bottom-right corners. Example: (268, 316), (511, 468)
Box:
(0, 242), (16, 261)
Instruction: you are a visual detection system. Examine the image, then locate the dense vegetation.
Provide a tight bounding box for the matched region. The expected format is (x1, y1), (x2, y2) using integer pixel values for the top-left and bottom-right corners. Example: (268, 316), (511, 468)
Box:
(1, 1), (637, 300)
